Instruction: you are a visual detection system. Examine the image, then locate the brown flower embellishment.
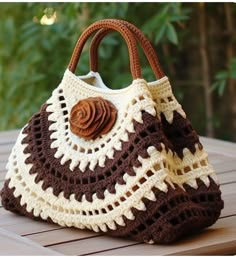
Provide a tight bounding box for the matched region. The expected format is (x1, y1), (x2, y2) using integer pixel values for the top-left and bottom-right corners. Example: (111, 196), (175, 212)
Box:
(69, 97), (117, 140)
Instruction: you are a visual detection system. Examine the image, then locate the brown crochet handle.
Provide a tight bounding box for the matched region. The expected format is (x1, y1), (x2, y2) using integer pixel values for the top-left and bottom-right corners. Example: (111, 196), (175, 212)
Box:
(89, 20), (165, 79)
(68, 19), (142, 79)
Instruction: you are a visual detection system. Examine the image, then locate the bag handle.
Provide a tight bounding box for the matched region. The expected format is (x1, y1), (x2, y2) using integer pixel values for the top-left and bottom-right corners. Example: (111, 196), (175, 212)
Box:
(89, 20), (165, 79)
(68, 19), (142, 80)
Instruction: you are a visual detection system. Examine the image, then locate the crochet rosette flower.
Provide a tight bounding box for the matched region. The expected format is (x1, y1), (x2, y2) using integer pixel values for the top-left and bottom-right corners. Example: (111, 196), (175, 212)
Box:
(69, 97), (117, 140)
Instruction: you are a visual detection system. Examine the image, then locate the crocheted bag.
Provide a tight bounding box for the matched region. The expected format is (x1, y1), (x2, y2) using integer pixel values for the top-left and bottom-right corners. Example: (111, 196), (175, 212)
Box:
(89, 20), (224, 225)
(1, 19), (223, 244)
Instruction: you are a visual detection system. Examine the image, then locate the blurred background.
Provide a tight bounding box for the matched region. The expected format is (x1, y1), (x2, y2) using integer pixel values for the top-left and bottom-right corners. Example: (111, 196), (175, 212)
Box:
(0, 3), (236, 141)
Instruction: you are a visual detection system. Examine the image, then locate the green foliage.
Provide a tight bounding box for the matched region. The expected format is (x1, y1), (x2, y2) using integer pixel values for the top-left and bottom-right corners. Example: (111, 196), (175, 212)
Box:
(0, 2), (192, 131)
(211, 57), (236, 96)
(141, 3), (191, 45)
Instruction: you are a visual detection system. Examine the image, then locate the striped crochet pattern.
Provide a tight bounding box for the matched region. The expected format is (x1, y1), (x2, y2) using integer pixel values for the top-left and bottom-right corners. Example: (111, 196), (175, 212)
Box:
(1, 70), (223, 244)
(87, 19), (224, 226)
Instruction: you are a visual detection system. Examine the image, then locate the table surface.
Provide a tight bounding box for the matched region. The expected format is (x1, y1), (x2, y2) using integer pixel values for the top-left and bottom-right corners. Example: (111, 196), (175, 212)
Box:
(0, 130), (236, 255)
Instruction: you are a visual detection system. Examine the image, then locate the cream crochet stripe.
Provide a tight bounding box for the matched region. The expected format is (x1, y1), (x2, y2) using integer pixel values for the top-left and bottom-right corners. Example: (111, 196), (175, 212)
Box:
(46, 70), (156, 172)
(164, 145), (217, 189)
(147, 77), (219, 187)
(148, 76), (186, 123)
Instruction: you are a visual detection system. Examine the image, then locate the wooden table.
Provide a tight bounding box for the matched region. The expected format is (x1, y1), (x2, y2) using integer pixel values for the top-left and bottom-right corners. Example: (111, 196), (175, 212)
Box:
(0, 130), (236, 255)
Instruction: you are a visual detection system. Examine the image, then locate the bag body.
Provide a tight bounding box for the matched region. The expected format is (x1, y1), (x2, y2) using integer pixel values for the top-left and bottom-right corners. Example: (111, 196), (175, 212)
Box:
(1, 19), (223, 244)
(90, 20), (224, 223)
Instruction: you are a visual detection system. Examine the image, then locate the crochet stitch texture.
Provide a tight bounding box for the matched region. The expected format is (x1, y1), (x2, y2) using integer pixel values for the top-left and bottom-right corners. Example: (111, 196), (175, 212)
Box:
(87, 19), (223, 221)
(1, 70), (223, 243)
(0, 19), (223, 244)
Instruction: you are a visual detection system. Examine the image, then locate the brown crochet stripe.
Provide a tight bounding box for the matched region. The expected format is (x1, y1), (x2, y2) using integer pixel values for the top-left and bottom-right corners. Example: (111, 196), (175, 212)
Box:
(0, 179), (53, 224)
(21, 103), (172, 202)
(108, 182), (222, 243)
(1, 178), (222, 244)
(160, 112), (202, 159)
(160, 111), (224, 217)
(183, 176), (224, 219)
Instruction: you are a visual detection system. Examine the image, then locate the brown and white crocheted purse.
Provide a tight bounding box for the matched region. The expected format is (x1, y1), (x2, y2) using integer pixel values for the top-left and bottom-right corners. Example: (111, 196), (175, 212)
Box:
(89, 20), (224, 223)
(1, 19), (223, 244)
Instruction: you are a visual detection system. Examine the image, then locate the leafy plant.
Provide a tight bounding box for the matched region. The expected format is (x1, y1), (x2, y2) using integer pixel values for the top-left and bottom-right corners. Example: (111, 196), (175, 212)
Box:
(211, 57), (236, 96)
(141, 3), (191, 45)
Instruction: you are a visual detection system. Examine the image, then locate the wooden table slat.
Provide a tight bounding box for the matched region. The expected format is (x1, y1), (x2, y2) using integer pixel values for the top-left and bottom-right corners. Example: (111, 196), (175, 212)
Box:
(89, 215), (236, 256)
(0, 130), (19, 144)
(213, 159), (236, 174)
(220, 182), (236, 196)
(49, 233), (139, 256)
(201, 136), (236, 157)
(0, 143), (14, 154)
(0, 154), (10, 162)
(25, 227), (99, 247)
(0, 227), (61, 256)
(0, 172), (6, 181)
(218, 170), (236, 185)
